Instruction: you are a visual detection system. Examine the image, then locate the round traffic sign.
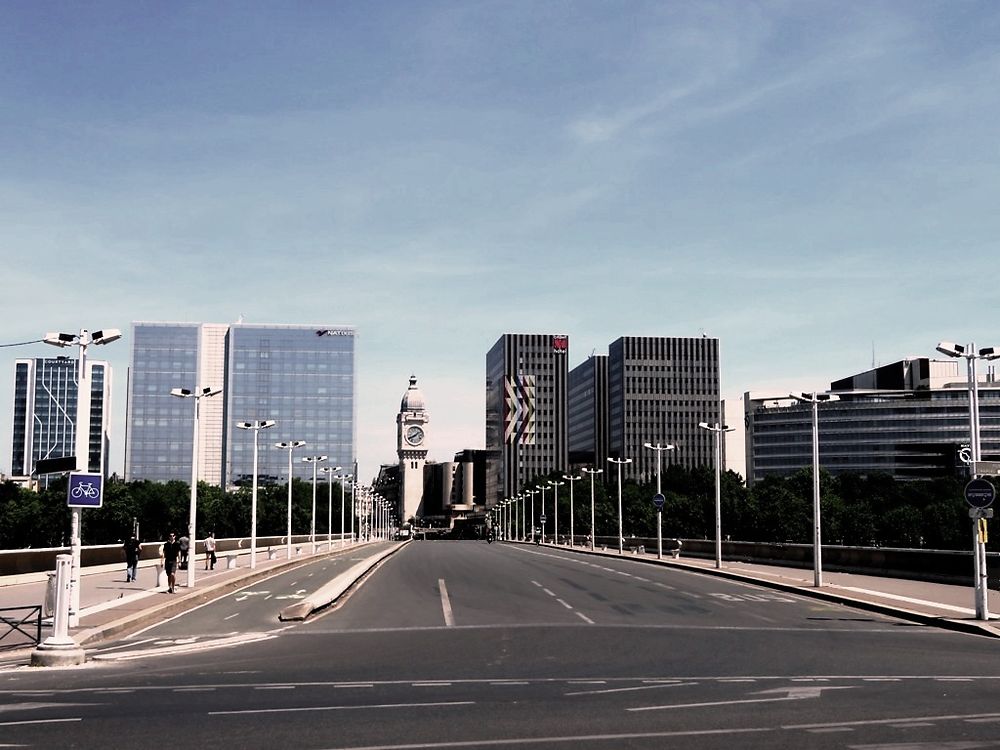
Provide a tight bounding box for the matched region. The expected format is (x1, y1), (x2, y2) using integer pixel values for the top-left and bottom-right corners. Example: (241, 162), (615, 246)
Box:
(965, 478), (996, 509)
(652, 493), (665, 509)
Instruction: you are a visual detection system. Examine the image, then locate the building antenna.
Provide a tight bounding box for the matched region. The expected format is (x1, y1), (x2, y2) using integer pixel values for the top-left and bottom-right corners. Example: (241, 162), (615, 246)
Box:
(872, 341), (876, 369)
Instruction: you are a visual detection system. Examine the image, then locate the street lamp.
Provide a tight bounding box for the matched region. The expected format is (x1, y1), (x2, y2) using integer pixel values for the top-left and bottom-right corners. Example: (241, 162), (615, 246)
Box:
(275, 440), (306, 559)
(698, 422), (734, 569)
(536, 485), (549, 543)
(562, 474), (581, 546)
(548, 479), (564, 544)
(172, 386), (223, 589)
(643, 442), (676, 560)
(789, 394), (832, 587)
(235, 419), (276, 569)
(526, 489), (539, 542)
(582, 467), (602, 550)
(935, 340), (1000, 619)
(302, 455), (328, 553)
(607, 458), (631, 554)
(320, 467), (344, 549)
(43, 327), (121, 626)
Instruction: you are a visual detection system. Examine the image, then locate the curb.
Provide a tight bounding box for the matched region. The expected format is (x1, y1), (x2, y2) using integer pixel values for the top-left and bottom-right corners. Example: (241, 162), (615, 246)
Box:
(279, 542), (407, 620)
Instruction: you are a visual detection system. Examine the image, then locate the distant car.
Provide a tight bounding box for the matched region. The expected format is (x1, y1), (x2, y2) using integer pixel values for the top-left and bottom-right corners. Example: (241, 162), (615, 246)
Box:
(395, 528), (412, 540)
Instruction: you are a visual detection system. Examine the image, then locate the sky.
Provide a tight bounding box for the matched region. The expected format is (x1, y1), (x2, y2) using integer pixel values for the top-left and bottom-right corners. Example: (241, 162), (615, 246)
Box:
(2, 1), (999, 484)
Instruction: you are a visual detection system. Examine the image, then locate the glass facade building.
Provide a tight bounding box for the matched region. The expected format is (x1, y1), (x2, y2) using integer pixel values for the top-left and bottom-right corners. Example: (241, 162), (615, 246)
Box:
(127, 322), (356, 487)
(10, 357), (112, 478)
(744, 358), (1000, 485)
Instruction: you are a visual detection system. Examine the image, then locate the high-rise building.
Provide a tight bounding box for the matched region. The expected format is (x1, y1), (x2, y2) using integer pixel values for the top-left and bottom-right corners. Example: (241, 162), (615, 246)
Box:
(567, 354), (608, 470)
(127, 322), (356, 487)
(608, 336), (723, 482)
(486, 333), (569, 506)
(744, 357), (1000, 485)
(11, 357), (113, 478)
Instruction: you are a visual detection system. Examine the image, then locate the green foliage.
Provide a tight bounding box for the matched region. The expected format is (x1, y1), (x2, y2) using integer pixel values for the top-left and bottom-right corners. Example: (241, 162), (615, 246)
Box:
(0, 470), (984, 552)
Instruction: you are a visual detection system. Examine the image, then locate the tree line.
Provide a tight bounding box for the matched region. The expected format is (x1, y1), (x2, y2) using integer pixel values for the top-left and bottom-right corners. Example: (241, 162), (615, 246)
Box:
(0, 468), (992, 551)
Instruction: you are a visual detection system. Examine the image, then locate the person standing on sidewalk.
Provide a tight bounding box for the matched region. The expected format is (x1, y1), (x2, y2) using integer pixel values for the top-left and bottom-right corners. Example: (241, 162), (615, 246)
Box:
(204, 531), (217, 570)
(178, 534), (190, 570)
(162, 532), (182, 593)
(123, 534), (141, 583)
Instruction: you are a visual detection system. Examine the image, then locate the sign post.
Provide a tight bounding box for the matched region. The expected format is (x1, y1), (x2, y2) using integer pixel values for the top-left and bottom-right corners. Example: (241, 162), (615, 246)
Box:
(965, 478), (995, 620)
(652, 493), (665, 560)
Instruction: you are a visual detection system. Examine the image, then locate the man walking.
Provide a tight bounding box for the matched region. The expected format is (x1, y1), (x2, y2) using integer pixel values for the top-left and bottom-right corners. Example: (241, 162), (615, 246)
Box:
(162, 532), (182, 593)
(123, 534), (141, 583)
(204, 531), (217, 570)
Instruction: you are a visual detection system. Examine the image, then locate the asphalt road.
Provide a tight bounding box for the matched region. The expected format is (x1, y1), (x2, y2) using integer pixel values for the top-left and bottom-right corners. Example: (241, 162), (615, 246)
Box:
(4, 540), (1000, 749)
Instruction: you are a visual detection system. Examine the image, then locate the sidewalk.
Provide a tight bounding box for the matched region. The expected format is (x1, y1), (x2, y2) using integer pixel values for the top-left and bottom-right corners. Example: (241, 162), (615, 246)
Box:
(542, 540), (1000, 640)
(0, 540), (380, 665)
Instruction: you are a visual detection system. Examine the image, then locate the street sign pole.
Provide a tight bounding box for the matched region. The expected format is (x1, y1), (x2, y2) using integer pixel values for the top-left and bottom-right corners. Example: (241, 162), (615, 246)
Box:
(965, 478), (996, 620)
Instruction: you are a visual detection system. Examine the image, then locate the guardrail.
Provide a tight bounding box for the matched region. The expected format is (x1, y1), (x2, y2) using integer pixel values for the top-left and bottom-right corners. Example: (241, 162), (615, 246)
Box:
(557, 536), (997, 586)
(0, 534), (350, 577)
(0, 605), (42, 652)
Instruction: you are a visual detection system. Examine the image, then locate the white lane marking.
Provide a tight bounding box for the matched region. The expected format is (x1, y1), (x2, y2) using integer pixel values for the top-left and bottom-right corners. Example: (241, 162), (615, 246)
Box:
(555, 599), (573, 610)
(567, 682), (694, 696)
(439, 579), (455, 627)
(531, 580), (543, 587)
(210, 701), (474, 716)
(0, 718), (82, 727)
(224, 613), (240, 621)
(335, 684), (374, 689)
(543, 588), (556, 597)
(174, 688), (216, 693)
(413, 683), (452, 687)
(490, 682), (529, 686)
(785, 712), (1000, 730)
(575, 611), (595, 624)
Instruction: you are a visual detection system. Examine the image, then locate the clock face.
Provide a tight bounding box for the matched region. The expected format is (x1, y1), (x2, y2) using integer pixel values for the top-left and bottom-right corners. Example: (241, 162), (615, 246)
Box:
(405, 425), (424, 446)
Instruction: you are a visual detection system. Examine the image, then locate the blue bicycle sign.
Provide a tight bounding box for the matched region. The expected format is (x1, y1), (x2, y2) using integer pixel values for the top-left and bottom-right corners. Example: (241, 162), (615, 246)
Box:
(67, 472), (103, 508)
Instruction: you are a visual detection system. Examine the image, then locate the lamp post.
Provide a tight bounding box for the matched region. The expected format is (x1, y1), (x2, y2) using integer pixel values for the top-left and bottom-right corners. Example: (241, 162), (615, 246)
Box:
(582, 467), (602, 550)
(536, 485), (549, 543)
(935, 340), (1000, 619)
(171, 386), (222, 589)
(526, 489), (538, 542)
(607, 458), (631, 554)
(302, 455), (328, 553)
(562, 474), (581, 547)
(350, 479), (357, 543)
(275, 440), (306, 559)
(43, 327), (121, 626)
(789, 394), (831, 587)
(320, 467), (344, 549)
(643, 442), (676, 560)
(548, 480), (564, 544)
(235, 419), (276, 569)
(698, 422), (734, 569)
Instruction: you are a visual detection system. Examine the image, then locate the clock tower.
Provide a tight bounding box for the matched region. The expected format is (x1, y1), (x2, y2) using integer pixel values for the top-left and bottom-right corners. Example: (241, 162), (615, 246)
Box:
(397, 375), (429, 523)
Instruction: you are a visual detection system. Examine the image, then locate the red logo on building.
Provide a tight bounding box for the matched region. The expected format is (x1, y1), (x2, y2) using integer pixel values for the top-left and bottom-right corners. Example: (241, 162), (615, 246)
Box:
(552, 335), (568, 353)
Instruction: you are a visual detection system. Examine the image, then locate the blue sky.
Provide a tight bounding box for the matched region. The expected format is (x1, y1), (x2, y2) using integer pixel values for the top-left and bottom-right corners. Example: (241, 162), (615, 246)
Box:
(2, 1), (999, 482)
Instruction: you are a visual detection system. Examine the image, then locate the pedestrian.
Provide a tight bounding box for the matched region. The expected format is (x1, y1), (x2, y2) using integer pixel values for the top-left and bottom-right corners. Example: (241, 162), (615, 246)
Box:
(204, 531), (217, 570)
(162, 532), (182, 593)
(123, 534), (141, 583)
(178, 533), (190, 570)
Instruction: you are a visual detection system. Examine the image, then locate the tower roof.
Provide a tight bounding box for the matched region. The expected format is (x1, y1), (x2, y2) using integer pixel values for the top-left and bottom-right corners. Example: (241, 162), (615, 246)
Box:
(400, 375), (426, 412)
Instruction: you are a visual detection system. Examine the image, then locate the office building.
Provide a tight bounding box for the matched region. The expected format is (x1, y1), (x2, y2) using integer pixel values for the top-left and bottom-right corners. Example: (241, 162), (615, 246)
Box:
(744, 357), (1000, 485)
(10, 357), (113, 478)
(126, 322), (356, 487)
(568, 354), (608, 470)
(486, 333), (570, 506)
(606, 336), (723, 482)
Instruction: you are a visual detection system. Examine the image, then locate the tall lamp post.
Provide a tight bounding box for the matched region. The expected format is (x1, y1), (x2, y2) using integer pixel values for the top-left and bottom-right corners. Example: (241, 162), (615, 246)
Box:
(171, 386), (223, 589)
(548, 480), (564, 544)
(562, 474), (581, 547)
(320, 466), (344, 549)
(936, 340), (1000, 620)
(526, 489), (539, 542)
(582, 467), (602, 550)
(302, 455), (328, 553)
(643, 442), (675, 560)
(698, 422), (734, 570)
(43, 327), (121, 626)
(536, 484), (549, 543)
(607, 457), (631, 554)
(789, 393), (831, 587)
(275, 440), (306, 559)
(235, 419), (276, 569)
